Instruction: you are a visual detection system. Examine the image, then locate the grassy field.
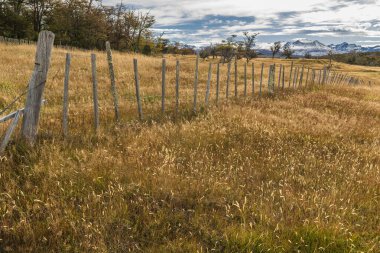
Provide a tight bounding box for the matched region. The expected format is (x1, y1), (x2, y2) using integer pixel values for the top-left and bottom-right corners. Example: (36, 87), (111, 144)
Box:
(0, 43), (380, 252)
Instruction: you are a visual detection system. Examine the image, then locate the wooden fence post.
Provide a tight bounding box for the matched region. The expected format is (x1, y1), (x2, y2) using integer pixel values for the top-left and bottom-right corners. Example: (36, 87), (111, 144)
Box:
(205, 63), (212, 106)
(0, 110), (22, 154)
(278, 64), (282, 88)
(193, 54), (199, 113)
(298, 65), (304, 87)
(259, 63), (264, 97)
(293, 67), (298, 88)
(305, 68), (310, 87)
(133, 59), (143, 120)
(289, 61), (293, 87)
(234, 58), (238, 97)
(175, 60), (180, 114)
(62, 53), (71, 138)
(226, 62), (231, 99)
(22, 31), (55, 144)
(161, 58), (166, 114)
(282, 66), (285, 89)
(216, 63), (220, 104)
(268, 65), (275, 95)
(91, 53), (99, 132)
(244, 63), (247, 96)
(251, 63), (255, 95)
(105, 41), (120, 121)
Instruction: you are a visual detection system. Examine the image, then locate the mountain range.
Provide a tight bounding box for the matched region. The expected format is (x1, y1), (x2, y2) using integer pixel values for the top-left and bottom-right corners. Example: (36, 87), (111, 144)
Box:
(255, 39), (380, 57)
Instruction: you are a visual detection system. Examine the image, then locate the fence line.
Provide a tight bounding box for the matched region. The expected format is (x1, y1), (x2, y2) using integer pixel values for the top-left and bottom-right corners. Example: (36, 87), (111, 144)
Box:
(0, 37), (371, 154)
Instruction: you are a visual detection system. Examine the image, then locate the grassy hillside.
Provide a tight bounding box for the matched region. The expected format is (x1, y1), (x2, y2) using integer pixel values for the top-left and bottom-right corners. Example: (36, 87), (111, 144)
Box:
(0, 43), (380, 252)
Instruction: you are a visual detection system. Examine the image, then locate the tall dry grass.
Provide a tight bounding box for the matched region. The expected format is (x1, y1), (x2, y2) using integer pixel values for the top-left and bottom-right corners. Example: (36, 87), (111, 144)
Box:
(0, 43), (379, 252)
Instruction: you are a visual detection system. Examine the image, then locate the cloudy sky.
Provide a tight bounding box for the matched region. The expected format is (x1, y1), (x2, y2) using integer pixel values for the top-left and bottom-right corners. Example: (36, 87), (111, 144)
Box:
(105, 0), (380, 47)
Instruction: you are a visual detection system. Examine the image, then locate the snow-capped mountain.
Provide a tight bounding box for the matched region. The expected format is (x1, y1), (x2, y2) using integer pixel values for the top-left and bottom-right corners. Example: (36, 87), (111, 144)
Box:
(255, 39), (380, 57)
(284, 39), (331, 56)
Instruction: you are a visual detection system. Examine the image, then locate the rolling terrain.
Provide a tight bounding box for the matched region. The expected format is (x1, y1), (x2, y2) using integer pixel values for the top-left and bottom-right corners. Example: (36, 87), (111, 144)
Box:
(0, 43), (380, 252)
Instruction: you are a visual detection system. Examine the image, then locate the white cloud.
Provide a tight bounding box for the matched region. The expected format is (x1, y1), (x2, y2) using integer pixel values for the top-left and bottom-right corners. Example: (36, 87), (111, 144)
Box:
(103, 0), (380, 45)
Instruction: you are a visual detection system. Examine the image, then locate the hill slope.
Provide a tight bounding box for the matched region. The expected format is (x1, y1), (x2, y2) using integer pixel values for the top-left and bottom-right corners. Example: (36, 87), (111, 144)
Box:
(0, 43), (380, 252)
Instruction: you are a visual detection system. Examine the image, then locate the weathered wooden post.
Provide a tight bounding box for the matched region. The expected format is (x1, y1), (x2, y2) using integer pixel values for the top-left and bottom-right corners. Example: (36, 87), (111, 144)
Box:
(305, 68), (310, 87)
(278, 64), (282, 88)
(226, 62), (231, 99)
(282, 66), (285, 89)
(234, 58), (238, 97)
(299, 65), (304, 87)
(216, 63), (220, 104)
(22, 31), (55, 144)
(105, 41), (120, 121)
(288, 61), (293, 87)
(193, 53), (199, 113)
(251, 63), (255, 95)
(161, 58), (166, 114)
(244, 63), (247, 97)
(293, 67), (298, 88)
(175, 60), (180, 114)
(133, 59), (143, 120)
(268, 65), (275, 95)
(0, 110), (22, 154)
(259, 63), (264, 97)
(205, 63), (212, 106)
(62, 53), (71, 138)
(91, 53), (99, 132)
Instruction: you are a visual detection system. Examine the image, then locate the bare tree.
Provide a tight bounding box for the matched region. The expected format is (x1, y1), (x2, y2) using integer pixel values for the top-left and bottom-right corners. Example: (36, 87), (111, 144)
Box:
(134, 11), (155, 52)
(270, 41), (281, 59)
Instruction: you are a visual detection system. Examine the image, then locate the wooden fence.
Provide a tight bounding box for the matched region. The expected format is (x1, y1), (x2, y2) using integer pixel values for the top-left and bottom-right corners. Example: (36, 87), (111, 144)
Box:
(0, 31), (369, 154)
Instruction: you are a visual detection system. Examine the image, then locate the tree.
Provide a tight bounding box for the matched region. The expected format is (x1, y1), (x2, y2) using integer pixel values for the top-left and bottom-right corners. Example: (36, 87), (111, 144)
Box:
(134, 11), (155, 52)
(199, 46), (211, 60)
(242, 31), (258, 62)
(282, 44), (294, 59)
(270, 41), (281, 59)
(217, 35), (238, 63)
(304, 52), (312, 59)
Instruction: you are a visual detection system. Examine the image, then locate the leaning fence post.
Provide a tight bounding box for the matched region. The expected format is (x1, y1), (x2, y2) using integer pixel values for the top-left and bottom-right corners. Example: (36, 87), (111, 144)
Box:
(259, 63), (264, 97)
(216, 63), (220, 104)
(0, 110), (22, 154)
(91, 54), (99, 132)
(175, 60), (180, 114)
(193, 53), (199, 113)
(62, 53), (71, 138)
(161, 58), (166, 114)
(205, 63), (212, 107)
(278, 64), (282, 88)
(133, 59), (143, 120)
(22, 31), (55, 144)
(106, 41), (120, 121)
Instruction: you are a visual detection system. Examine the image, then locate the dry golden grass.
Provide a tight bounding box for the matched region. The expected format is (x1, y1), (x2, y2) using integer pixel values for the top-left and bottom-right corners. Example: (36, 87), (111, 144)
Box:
(0, 43), (380, 252)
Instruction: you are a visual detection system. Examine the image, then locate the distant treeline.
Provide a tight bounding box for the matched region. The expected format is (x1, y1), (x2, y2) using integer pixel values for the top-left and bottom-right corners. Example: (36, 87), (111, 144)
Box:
(322, 52), (380, 67)
(0, 0), (196, 54)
